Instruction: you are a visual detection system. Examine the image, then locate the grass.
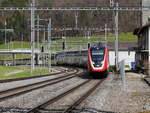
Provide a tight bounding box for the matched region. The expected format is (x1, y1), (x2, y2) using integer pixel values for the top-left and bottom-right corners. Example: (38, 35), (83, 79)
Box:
(0, 41), (36, 49)
(0, 66), (52, 80)
(0, 33), (137, 60)
(1, 0), (28, 7)
(60, 32), (137, 42)
(0, 33), (137, 50)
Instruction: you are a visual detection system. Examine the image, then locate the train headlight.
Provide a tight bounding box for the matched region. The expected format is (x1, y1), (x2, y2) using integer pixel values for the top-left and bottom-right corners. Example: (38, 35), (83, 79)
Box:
(92, 61), (95, 64)
(101, 61), (104, 64)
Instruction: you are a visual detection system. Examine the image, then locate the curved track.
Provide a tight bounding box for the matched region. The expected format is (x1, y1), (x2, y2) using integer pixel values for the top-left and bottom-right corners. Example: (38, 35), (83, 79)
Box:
(0, 68), (83, 102)
(27, 78), (105, 113)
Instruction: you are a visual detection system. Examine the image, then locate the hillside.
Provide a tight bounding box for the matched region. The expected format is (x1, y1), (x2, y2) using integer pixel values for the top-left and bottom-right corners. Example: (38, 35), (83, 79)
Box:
(0, 0), (141, 42)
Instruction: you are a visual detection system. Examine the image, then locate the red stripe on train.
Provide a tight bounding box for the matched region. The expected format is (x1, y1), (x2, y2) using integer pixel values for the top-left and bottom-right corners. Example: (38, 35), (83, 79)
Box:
(88, 48), (108, 72)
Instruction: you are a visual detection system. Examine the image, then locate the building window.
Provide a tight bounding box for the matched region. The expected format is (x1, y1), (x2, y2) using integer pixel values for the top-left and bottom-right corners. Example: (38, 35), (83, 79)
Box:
(148, 17), (150, 23)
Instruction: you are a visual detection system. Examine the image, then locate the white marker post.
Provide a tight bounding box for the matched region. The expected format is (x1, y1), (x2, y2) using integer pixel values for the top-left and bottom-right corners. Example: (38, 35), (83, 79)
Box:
(119, 60), (126, 91)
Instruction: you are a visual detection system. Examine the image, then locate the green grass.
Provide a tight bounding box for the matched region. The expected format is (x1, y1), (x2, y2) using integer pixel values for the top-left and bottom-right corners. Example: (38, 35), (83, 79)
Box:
(0, 33), (137, 50)
(0, 33), (137, 60)
(67, 32), (137, 42)
(1, 0), (28, 7)
(54, 32), (137, 50)
(0, 41), (33, 49)
(0, 66), (52, 80)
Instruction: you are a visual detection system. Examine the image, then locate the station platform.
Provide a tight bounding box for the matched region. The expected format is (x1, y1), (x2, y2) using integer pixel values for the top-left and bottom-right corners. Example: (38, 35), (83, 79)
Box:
(144, 78), (150, 86)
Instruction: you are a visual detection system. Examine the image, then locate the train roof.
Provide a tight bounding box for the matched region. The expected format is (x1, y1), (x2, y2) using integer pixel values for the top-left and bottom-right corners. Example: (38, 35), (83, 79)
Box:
(90, 45), (106, 49)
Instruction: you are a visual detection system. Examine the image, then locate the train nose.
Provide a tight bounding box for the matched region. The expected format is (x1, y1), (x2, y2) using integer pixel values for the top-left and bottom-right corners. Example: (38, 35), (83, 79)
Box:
(93, 61), (102, 67)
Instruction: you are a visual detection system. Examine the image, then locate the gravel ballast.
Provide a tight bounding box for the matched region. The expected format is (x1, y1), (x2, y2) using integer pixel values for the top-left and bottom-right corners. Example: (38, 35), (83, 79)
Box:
(0, 72), (149, 113)
(79, 73), (150, 113)
(0, 75), (87, 112)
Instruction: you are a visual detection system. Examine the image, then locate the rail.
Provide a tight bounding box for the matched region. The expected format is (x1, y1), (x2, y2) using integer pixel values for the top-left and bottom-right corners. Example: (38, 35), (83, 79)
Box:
(0, 68), (82, 102)
(27, 79), (105, 113)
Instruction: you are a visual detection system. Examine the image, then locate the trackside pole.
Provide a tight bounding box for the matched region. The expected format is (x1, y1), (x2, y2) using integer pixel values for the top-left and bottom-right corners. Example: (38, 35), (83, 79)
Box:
(31, 0), (35, 73)
(119, 60), (126, 91)
(48, 18), (51, 71)
(115, 3), (119, 70)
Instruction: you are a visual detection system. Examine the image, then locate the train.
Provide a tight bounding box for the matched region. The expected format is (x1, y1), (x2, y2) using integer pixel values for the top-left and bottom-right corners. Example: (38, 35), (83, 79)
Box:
(56, 45), (109, 77)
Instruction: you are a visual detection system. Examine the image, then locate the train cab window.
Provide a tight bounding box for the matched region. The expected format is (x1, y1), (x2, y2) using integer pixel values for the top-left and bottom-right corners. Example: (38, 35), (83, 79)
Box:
(91, 48), (105, 62)
(82, 51), (87, 56)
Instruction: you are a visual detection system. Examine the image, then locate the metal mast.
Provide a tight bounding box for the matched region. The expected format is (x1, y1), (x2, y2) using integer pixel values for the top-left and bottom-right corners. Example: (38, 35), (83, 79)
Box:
(37, 15), (40, 49)
(75, 12), (78, 29)
(48, 18), (51, 70)
(31, 0), (35, 71)
(4, 21), (7, 45)
(115, 3), (119, 70)
(105, 24), (107, 47)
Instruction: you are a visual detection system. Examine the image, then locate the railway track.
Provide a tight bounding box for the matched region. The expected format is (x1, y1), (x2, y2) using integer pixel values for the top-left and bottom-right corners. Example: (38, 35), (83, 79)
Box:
(27, 79), (105, 113)
(0, 68), (84, 102)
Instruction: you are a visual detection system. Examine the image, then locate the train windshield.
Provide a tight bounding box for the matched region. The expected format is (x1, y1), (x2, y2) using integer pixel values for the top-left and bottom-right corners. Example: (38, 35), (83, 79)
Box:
(91, 49), (105, 62)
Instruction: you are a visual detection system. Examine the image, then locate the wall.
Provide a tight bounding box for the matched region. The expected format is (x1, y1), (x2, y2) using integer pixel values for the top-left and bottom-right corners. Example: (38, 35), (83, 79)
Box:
(142, 0), (150, 25)
(109, 51), (135, 68)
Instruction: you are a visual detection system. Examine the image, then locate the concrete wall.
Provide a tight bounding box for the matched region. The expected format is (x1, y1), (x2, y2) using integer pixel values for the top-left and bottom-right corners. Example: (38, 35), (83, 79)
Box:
(142, 0), (150, 25)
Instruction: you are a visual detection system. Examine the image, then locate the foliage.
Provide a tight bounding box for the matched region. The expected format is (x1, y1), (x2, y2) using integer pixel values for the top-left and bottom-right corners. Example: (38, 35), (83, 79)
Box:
(0, 22), (4, 43)
(7, 11), (27, 41)
(1, 0), (29, 7)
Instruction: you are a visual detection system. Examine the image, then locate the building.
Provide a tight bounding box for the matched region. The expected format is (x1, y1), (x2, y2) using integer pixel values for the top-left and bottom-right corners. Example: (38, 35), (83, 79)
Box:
(142, 0), (150, 25)
(109, 51), (135, 69)
(134, 24), (150, 76)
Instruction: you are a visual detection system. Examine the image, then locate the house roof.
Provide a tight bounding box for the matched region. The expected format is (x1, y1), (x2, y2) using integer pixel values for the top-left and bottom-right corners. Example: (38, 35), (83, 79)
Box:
(133, 23), (150, 35)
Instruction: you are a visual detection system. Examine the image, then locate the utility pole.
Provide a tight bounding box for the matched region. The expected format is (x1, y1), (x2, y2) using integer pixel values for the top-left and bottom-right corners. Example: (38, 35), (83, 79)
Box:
(88, 31), (91, 40)
(48, 18), (51, 70)
(105, 24), (107, 47)
(43, 28), (46, 43)
(115, 3), (119, 70)
(75, 11), (78, 29)
(4, 21), (6, 45)
(31, 0), (35, 71)
(37, 15), (40, 49)
(21, 34), (23, 48)
(110, 0), (114, 7)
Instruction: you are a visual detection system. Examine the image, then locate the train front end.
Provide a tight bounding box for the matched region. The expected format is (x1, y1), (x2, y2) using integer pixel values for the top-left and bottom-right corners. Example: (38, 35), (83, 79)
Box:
(88, 46), (109, 75)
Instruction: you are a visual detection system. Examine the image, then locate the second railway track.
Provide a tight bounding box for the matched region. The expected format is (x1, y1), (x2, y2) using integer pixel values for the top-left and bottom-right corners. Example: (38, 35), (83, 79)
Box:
(0, 68), (84, 102)
(27, 78), (105, 113)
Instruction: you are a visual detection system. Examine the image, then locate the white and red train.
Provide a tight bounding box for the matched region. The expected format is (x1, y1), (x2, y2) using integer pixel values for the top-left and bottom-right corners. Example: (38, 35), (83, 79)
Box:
(56, 45), (109, 77)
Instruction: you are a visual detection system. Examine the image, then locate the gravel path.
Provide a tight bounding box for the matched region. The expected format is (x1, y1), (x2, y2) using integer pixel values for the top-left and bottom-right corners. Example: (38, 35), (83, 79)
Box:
(79, 73), (150, 113)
